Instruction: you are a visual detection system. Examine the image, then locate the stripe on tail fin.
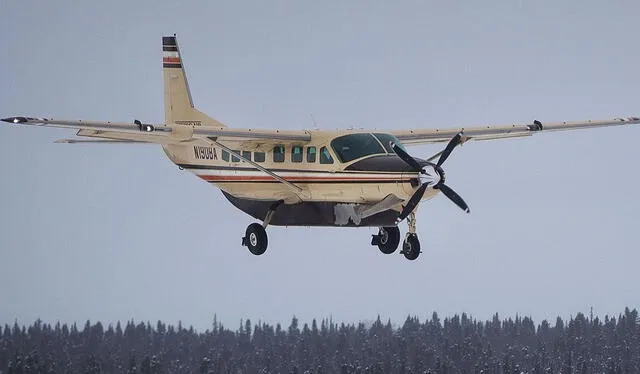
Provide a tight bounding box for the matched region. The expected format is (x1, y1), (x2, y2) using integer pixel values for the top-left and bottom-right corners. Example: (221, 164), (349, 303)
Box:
(162, 37), (183, 68)
(163, 35), (226, 127)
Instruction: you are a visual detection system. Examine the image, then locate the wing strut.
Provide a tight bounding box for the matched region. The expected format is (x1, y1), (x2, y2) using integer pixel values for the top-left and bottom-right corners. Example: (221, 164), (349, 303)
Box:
(425, 135), (470, 162)
(210, 138), (310, 199)
(355, 194), (404, 219)
(54, 139), (148, 144)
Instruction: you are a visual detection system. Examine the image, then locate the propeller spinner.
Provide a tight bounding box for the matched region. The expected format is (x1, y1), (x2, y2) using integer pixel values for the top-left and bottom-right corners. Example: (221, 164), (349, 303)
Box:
(392, 133), (470, 221)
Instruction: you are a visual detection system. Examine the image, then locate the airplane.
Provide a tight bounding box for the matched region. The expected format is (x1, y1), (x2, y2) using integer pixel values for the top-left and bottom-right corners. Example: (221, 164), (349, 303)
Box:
(2, 35), (639, 261)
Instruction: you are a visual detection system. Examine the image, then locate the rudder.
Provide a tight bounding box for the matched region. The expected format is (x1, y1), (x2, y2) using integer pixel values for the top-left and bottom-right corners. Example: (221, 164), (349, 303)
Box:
(162, 35), (226, 127)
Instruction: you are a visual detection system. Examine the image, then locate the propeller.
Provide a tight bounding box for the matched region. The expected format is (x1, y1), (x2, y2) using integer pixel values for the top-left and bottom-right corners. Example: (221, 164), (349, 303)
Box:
(392, 133), (470, 221)
(436, 133), (462, 167)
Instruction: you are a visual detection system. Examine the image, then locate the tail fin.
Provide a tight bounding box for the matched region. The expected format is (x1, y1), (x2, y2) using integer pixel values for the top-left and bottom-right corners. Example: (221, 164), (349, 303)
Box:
(162, 35), (226, 127)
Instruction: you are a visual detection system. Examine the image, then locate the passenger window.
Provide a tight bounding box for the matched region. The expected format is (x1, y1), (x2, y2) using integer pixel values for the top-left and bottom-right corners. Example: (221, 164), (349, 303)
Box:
(254, 152), (265, 162)
(222, 150), (230, 162)
(307, 146), (317, 163)
(273, 145), (285, 163)
(242, 151), (251, 161)
(320, 146), (334, 164)
(232, 150), (240, 163)
(291, 146), (303, 163)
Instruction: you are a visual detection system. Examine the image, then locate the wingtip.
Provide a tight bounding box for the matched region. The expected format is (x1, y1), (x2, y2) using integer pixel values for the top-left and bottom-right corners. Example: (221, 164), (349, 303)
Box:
(1, 116), (45, 124)
(1, 117), (23, 123)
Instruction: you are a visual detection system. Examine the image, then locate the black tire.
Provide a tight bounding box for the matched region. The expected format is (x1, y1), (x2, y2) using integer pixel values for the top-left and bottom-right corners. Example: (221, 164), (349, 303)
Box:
(377, 226), (401, 254)
(402, 234), (420, 261)
(245, 223), (268, 255)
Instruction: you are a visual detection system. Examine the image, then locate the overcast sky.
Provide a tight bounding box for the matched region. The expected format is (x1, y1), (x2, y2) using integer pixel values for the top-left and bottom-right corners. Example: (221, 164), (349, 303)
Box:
(1, 1), (639, 331)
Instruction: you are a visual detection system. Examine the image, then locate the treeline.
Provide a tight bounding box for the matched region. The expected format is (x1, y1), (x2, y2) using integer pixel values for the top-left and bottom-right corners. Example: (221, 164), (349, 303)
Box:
(0, 308), (639, 373)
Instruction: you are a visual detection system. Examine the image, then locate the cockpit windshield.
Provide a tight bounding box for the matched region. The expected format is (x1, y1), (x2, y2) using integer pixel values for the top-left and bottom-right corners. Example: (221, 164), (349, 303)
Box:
(330, 133), (405, 163)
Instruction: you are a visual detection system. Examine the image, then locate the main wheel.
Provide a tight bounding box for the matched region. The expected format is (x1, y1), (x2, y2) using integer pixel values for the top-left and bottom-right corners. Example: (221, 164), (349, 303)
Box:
(376, 226), (401, 254)
(402, 234), (420, 261)
(244, 223), (268, 255)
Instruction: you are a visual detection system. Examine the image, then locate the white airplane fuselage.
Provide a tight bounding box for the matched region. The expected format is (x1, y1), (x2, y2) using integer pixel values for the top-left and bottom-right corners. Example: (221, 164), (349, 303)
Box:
(161, 138), (437, 227)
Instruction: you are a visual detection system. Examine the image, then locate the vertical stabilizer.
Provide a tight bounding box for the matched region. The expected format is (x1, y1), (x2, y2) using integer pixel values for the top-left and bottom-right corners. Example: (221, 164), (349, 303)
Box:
(163, 35), (226, 127)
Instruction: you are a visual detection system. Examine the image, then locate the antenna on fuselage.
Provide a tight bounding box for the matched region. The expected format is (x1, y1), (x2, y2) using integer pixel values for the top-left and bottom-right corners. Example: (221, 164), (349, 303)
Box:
(310, 114), (319, 130)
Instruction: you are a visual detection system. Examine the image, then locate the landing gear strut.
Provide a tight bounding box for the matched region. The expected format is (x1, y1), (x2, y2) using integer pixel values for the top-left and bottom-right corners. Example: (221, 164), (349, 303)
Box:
(400, 211), (421, 261)
(241, 200), (283, 256)
(371, 226), (401, 254)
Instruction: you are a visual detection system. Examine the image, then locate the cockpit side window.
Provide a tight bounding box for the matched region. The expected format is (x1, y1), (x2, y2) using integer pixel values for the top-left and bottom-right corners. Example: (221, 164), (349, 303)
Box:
(330, 133), (386, 163)
(319, 146), (334, 164)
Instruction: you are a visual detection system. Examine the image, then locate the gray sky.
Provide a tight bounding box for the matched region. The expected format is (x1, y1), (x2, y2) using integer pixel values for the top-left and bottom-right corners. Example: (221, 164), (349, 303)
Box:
(1, 1), (639, 331)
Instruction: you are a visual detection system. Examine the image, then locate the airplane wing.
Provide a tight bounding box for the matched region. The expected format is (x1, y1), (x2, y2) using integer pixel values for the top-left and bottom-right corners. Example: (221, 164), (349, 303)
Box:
(1, 116), (314, 201)
(389, 116), (640, 145)
(5, 115), (639, 147)
(0, 116), (311, 146)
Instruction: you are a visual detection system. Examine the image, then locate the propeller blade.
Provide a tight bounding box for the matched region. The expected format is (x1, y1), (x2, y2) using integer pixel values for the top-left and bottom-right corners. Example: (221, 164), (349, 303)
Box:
(436, 183), (470, 213)
(436, 133), (463, 167)
(391, 143), (422, 172)
(397, 184), (428, 221)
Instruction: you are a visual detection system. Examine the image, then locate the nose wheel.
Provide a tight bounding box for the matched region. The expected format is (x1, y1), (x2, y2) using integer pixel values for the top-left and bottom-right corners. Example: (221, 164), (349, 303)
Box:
(400, 211), (421, 260)
(400, 233), (420, 260)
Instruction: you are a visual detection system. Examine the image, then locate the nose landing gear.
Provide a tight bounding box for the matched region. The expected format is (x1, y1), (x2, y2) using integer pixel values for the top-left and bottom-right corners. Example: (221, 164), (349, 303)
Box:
(400, 233), (420, 260)
(398, 211), (421, 260)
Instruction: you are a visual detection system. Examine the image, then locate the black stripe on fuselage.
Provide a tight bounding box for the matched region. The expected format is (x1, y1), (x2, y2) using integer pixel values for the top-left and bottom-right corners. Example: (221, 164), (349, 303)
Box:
(163, 46), (178, 52)
(163, 63), (183, 68)
(205, 180), (405, 184)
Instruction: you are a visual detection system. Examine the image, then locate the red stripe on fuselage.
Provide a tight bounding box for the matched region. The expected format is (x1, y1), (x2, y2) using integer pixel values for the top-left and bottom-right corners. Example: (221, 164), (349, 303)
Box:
(198, 175), (410, 182)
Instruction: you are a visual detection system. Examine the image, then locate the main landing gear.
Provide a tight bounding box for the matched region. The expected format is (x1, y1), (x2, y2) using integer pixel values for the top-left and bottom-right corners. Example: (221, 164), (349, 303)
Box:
(371, 211), (421, 261)
(243, 223), (268, 255)
(371, 226), (401, 254)
(242, 200), (282, 256)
